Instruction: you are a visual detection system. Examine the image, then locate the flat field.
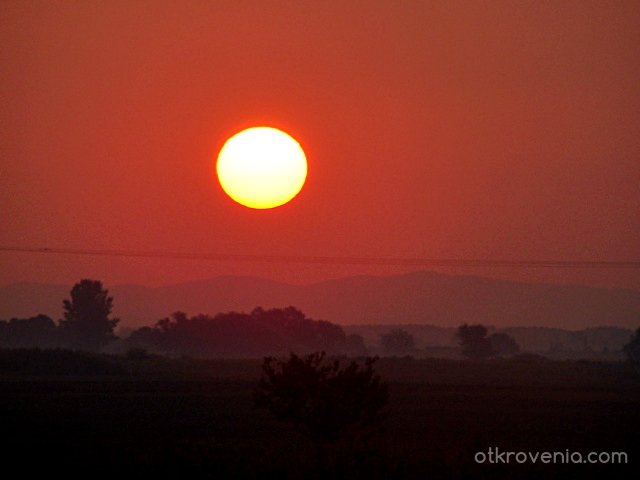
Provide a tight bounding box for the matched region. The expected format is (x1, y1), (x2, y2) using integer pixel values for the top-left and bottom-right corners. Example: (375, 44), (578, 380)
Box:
(0, 354), (637, 478)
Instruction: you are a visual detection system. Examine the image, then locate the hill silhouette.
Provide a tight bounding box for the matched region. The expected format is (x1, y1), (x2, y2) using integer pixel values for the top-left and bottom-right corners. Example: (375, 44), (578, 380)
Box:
(1, 271), (638, 330)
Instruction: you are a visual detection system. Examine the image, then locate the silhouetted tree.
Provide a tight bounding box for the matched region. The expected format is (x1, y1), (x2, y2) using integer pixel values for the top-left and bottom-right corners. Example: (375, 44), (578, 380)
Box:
(254, 352), (388, 467)
(623, 327), (640, 363)
(456, 324), (493, 359)
(380, 329), (415, 355)
(489, 332), (520, 357)
(59, 279), (119, 351)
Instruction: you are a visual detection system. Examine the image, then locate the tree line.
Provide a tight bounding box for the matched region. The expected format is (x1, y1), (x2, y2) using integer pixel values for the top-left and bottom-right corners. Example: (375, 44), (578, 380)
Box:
(128, 307), (367, 357)
(0, 280), (118, 351)
(1, 279), (639, 363)
(0, 279), (366, 357)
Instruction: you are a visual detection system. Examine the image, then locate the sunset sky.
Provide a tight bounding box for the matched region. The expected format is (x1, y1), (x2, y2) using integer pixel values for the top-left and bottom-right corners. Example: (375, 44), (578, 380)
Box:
(1, 1), (639, 289)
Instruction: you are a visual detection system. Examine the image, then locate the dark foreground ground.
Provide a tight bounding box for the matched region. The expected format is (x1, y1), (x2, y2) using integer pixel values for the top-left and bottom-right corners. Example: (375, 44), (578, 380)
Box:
(0, 350), (637, 479)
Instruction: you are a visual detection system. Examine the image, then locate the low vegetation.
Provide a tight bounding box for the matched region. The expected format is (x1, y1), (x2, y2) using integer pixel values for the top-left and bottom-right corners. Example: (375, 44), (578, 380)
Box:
(255, 352), (388, 473)
(0, 349), (637, 478)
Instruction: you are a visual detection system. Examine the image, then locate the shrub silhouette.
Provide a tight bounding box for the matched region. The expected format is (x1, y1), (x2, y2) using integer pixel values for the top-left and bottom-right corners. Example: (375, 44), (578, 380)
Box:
(254, 352), (388, 467)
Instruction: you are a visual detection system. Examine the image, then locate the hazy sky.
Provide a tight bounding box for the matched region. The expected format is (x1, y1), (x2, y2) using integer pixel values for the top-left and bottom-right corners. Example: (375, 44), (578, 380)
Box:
(1, 1), (639, 289)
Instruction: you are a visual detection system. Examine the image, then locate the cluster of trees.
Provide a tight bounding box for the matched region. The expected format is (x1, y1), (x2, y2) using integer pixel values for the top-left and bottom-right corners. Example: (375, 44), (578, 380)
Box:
(0, 279), (366, 357)
(376, 326), (520, 360)
(0, 314), (60, 349)
(455, 324), (520, 359)
(127, 307), (367, 357)
(0, 280), (118, 351)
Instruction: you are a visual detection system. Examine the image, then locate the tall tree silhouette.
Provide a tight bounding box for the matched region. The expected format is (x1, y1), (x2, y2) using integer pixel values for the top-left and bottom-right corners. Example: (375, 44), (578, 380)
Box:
(59, 279), (119, 350)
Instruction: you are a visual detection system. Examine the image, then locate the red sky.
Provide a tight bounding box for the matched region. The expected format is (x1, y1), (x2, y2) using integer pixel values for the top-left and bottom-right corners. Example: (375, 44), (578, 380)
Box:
(1, 1), (639, 289)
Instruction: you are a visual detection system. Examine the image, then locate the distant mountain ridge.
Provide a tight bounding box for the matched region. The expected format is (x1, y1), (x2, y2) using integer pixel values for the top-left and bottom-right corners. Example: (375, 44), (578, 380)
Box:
(0, 271), (638, 329)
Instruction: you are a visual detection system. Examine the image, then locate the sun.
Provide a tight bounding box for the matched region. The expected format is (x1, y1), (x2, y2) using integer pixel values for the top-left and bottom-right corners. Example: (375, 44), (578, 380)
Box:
(216, 126), (307, 209)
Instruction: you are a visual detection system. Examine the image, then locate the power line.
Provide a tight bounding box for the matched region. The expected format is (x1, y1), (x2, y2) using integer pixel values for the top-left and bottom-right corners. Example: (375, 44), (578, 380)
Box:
(0, 246), (639, 269)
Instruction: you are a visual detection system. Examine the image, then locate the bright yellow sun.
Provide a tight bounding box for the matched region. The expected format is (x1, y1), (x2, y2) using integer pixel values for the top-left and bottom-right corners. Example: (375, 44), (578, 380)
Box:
(216, 126), (307, 209)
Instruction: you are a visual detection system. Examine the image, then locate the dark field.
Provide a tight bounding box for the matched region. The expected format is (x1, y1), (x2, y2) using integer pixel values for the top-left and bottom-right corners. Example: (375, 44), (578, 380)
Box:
(1, 354), (637, 479)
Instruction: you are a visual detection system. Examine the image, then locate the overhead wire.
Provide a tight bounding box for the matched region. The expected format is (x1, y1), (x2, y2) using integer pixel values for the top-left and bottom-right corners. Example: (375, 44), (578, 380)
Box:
(1, 246), (638, 269)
